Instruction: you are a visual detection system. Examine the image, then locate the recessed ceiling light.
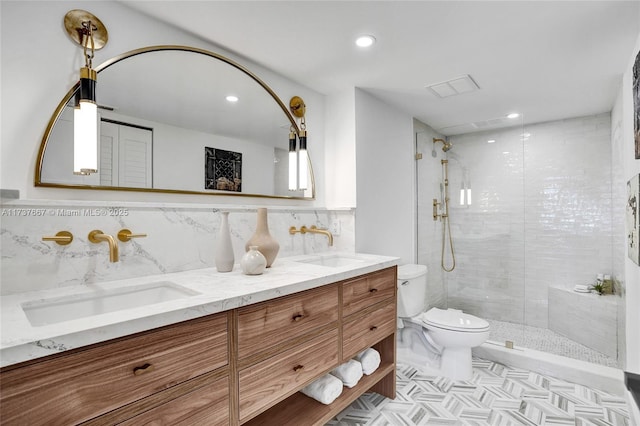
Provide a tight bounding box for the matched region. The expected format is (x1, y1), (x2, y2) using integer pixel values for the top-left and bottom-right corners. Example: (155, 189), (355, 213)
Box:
(226, 95), (239, 102)
(507, 112), (520, 119)
(487, 139), (496, 144)
(355, 35), (376, 48)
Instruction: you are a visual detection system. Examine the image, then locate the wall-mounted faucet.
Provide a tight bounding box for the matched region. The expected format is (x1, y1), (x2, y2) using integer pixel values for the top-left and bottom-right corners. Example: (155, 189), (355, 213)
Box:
(88, 230), (119, 262)
(290, 225), (333, 246)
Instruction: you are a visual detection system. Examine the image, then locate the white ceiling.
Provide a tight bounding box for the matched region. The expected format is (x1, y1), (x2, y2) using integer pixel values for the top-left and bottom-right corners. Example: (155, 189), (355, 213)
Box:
(120, 1), (640, 136)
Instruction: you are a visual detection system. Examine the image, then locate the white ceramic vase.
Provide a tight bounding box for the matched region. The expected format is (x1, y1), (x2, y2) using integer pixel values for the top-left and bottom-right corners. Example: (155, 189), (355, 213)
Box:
(245, 208), (279, 267)
(241, 246), (267, 275)
(214, 211), (234, 272)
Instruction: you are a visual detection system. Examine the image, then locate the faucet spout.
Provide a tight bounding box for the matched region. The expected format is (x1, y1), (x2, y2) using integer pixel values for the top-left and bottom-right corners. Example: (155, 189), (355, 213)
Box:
(88, 230), (119, 262)
(301, 225), (334, 246)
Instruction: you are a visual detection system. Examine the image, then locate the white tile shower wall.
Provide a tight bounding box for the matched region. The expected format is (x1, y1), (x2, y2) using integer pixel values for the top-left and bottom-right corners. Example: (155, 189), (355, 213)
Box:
(0, 204), (355, 295)
(423, 114), (613, 332)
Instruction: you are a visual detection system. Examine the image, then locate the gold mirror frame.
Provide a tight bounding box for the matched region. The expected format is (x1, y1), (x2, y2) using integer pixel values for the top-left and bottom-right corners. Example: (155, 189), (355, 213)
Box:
(34, 45), (315, 200)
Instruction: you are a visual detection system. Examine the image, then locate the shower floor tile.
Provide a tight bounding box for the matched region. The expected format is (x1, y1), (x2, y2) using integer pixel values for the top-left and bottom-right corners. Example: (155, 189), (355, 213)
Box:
(327, 360), (630, 425)
(486, 319), (618, 368)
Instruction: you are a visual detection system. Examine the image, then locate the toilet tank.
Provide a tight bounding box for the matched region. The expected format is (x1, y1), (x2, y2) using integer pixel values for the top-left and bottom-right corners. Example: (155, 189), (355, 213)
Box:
(397, 264), (428, 318)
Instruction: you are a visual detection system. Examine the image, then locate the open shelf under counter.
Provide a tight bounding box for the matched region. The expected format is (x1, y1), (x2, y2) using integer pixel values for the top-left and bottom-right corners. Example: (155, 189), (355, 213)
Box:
(242, 361), (396, 426)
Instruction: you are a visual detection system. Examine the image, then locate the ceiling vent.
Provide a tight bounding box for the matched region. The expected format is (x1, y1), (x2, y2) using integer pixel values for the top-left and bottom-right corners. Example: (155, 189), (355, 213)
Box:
(426, 74), (480, 98)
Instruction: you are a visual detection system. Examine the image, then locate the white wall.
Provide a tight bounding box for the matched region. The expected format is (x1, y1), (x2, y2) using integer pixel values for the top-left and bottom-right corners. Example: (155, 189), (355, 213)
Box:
(0, 1), (325, 206)
(354, 89), (415, 263)
(325, 89), (357, 208)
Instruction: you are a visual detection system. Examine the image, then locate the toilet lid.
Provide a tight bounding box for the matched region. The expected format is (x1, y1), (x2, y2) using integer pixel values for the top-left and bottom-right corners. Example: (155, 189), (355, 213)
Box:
(420, 308), (490, 332)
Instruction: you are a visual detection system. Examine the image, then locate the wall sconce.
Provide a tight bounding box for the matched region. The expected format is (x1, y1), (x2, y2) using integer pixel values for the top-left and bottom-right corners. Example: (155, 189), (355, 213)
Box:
(64, 10), (108, 175)
(289, 96), (308, 191)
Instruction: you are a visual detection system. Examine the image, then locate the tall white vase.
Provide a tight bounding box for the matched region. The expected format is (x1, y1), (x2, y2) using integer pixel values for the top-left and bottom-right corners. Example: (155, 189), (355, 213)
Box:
(215, 211), (234, 272)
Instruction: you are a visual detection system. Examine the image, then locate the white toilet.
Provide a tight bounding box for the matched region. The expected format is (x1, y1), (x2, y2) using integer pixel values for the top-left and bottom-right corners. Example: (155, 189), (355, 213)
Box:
(396, 264), (490, 381)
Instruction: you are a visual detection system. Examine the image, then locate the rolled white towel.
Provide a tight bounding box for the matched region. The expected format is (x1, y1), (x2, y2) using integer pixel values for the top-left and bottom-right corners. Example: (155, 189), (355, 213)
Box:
(300, 373), (343, 405)
(330, 359), (363, 388)
(355, 348), (381, 375)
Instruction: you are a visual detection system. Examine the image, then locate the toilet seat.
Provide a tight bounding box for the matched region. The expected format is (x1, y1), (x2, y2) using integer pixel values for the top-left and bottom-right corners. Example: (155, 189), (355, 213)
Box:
(419, 308), (489, 333)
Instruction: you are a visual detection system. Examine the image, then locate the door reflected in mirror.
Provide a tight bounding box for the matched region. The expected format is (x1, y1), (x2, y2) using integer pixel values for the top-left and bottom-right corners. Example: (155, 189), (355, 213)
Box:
(36, 46), (314, 199)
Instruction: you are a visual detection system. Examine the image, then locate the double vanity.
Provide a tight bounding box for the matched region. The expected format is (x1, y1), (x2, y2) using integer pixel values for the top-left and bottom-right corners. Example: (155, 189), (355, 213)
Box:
(0, 252), (399, 425)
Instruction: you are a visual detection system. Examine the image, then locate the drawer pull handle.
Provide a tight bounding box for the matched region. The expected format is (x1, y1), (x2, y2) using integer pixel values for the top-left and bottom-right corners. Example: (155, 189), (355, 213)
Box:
(369, 288), (378, 293)
(133, 363), (154, 376)
(370, 326), (378, 331)
(292, 313), (305, 322)
(293, 364), (304, 372)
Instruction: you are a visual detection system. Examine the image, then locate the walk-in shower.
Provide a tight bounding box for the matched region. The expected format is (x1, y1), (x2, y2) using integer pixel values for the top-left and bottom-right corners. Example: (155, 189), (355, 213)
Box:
(415, 114), (623, 370)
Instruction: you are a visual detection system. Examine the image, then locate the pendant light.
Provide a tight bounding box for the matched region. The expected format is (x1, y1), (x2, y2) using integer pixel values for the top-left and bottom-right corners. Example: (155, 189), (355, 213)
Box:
(64, 10), (108, 175)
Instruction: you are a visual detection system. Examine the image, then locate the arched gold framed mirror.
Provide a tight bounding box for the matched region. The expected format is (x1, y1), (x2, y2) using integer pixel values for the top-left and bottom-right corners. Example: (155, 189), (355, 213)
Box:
(35, 45), (315, 199)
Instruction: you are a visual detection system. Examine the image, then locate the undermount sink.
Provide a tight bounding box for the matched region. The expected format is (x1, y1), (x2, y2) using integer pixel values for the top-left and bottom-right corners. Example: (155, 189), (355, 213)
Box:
(21, 281), (200, 327)
(294, 254), (367, 268)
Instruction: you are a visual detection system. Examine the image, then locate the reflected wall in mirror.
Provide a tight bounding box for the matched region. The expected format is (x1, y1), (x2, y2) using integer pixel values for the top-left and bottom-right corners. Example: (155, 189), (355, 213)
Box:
(36, 46), (314, 199)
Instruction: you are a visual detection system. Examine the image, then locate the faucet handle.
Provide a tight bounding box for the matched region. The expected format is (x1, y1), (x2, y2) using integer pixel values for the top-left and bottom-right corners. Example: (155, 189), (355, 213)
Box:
(42, 231), (73, 246)
(289, 226), (301, 235)
(117, 229), (147, 242)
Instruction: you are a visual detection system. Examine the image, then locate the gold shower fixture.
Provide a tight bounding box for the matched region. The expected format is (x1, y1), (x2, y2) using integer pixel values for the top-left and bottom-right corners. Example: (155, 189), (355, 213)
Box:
(433, 138), (453, 153)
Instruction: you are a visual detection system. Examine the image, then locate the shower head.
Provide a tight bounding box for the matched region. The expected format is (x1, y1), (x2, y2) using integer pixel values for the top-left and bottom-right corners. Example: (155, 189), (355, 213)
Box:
(433, 138), (453, 153)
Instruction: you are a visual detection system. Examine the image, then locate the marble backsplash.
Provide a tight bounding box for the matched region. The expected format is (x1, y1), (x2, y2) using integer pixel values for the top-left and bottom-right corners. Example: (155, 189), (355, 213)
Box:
(0, 201), (355, 295)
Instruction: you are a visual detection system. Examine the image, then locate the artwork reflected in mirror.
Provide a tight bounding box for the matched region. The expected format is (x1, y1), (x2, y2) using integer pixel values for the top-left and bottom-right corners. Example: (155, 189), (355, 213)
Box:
(205, 147), (242, 192)
(36, 46), (314, 199)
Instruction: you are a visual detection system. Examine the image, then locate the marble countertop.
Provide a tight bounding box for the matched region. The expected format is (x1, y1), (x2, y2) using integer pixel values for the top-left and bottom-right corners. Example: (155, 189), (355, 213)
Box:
(0, 252), (399, 368)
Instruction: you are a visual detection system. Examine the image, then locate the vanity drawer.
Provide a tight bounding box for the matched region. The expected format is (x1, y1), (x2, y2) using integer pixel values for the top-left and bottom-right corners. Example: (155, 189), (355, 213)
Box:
(238, 328), (339, 423)
(342, 300), (396, 360)
(0, 313), (228, 426)
(237, 284), (338, 359)
(120, 374), (229, 426)
(342, 267), (396, 317)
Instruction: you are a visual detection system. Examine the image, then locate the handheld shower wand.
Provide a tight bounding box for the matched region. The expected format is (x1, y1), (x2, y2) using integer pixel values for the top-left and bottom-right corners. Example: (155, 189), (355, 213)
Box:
(432, 154), (456, 272)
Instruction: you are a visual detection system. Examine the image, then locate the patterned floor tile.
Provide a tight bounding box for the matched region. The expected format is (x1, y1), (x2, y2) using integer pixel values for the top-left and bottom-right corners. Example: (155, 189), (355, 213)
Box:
(328, 358), (631, 426)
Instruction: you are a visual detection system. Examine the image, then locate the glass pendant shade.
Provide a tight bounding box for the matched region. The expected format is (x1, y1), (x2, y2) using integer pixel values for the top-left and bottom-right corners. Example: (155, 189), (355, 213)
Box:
(298, 131), (308, 190)
(288, 132), (297, 190)
(74, 66), (98, 175)
(73, 100), (98, 175)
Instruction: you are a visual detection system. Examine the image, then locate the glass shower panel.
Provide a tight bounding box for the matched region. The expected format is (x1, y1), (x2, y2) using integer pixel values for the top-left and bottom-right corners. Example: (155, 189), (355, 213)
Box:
(415, 119), (526, 348)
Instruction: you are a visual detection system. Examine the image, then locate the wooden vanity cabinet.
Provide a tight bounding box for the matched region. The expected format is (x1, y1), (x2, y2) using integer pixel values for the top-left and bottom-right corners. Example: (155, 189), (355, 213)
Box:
(0, 266), (397, 426)
(0, 312), (230, 426)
